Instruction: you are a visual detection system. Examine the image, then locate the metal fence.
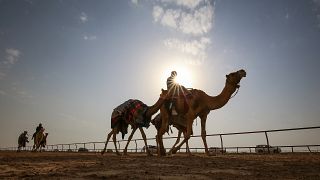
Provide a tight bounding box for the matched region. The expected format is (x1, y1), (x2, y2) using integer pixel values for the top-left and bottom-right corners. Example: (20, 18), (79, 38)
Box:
(1, 126), (320, 153)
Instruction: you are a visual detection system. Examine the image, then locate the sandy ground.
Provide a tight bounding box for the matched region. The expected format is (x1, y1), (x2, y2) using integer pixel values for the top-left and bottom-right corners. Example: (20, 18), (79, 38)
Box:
(0, 151), (319, 179)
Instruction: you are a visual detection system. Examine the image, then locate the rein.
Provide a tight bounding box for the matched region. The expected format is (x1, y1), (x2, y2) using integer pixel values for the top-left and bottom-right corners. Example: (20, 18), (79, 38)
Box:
(230, 86), (240, 99)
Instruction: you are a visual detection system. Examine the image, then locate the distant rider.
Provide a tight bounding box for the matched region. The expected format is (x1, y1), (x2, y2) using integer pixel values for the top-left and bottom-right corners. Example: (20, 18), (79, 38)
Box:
(32, 123), (43, 140)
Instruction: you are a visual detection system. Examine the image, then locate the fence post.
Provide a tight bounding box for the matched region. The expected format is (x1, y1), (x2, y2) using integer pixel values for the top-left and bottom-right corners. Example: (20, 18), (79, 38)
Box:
(75, 144), (78, 152)
(307, 146), (311, 153)
(220, 134), (224, 154)
(94, 143), (96, 152)
(264, 131), (270, 154)
(135, 140), (137, 153)
(291, 147), (294, 153)
(118, 141), (120, 150)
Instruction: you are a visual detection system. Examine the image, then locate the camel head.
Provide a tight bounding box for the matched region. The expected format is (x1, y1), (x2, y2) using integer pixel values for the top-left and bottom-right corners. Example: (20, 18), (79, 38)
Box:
(226, 69), (246, 88)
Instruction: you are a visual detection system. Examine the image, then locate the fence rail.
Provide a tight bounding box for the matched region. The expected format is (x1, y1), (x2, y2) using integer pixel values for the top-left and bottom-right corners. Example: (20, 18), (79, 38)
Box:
(1, 126), (320, 153)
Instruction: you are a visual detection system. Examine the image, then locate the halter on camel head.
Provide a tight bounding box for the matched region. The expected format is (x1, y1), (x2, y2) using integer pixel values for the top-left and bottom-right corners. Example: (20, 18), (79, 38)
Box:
(226, 69), (246, 99)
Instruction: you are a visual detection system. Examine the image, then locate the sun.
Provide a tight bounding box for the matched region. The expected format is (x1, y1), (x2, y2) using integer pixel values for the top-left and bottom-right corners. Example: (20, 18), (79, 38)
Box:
(161, 65), (193, 88)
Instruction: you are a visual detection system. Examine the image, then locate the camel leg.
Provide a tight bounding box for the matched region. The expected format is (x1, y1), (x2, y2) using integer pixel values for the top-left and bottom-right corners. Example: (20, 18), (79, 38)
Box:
(183, 131), (192, 156)
(156, 127), (167, 156)
(101, 129), (114, 155)
(200, 115), (209, 155)
(33, 138), (38, 152)
(112, 130), (121, 156)
(157, 108), (170, 156)
(156, 121), (168, 156)
(171, 119), (192, 154)
(32, 139), (36, 151)
(35, 142), (40, 152)
(39, 143), (42, 152)
(138, 127), (152, 156)
(123, 127), (137, 156)
(156, 133), (164, 156)
(168, 130), (182, 155)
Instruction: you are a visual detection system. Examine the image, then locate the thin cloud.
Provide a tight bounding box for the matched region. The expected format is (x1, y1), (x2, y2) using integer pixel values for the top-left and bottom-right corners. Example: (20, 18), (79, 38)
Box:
(131, 0), (139, 5)
(163, 37), (210, 56)
(179, 5), (214, 35)
(153, 6), (164, 22)
(161, 9), (181, 29)
(153, 0), (214, 36)
(5, 48), (21, 65)
(80, 12), (88, 23)
(160, 0), (202, 9)
(151, 0), (215, 65)
(0, 48), (21, 80)
(83, 35), (97, 41)
(164, 37), (210, 65)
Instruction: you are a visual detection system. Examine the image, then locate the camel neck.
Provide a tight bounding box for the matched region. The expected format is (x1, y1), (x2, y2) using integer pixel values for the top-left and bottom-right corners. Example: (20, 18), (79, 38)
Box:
(207, 82), (237, 110)
(145, 97), (164, 117)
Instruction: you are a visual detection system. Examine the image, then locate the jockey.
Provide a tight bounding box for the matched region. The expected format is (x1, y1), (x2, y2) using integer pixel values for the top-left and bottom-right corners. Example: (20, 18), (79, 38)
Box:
(32, 123), (44, 140)
(166, 71), (178, 91)
(166, 71), (179, 115)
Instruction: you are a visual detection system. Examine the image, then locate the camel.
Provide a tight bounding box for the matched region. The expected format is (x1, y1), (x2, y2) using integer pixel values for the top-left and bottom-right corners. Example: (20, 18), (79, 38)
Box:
(32, 128), (48, 152)
(101, 93), (166, 156)
(156, 69), (246, 156)
(151, 113), (191, 155)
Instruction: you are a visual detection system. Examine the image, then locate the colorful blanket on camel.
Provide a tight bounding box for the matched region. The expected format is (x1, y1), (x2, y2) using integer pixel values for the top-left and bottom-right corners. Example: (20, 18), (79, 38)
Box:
(111, 99), (149, 139)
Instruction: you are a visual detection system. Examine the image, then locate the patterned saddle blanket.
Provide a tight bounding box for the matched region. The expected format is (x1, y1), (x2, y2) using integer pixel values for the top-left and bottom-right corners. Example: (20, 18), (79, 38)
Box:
(111, 99), (149, 139)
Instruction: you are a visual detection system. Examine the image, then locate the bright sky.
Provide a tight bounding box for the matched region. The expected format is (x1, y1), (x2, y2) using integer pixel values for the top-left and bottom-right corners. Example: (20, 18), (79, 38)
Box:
(0, 0), (320, 150)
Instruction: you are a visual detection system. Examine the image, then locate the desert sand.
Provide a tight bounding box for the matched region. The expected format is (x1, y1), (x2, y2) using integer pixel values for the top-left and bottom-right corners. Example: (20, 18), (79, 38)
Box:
(0, 151), (319, 179)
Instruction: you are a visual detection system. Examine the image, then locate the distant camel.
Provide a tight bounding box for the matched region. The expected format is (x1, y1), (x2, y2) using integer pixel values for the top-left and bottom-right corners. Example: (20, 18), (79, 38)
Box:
(151, 113), (191, 155)
(101, 93), (166, 156)
(157, 69), (246, 156)
(32, 128), (48, 152)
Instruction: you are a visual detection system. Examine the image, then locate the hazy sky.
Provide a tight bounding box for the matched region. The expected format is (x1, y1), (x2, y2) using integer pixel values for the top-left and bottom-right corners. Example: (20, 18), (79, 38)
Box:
(1, 0), (320, 150)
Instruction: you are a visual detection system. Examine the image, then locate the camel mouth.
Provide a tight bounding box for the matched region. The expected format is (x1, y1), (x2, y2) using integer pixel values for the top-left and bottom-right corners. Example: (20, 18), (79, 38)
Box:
(239, 70), (246, 78)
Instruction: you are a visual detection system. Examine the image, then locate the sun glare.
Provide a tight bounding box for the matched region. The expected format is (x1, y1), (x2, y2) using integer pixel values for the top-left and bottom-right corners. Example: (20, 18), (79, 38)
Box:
(161, 65), (193, 88)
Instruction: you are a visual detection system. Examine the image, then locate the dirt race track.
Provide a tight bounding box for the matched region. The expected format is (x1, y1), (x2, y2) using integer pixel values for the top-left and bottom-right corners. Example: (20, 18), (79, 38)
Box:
(0, 151), (319, 179)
